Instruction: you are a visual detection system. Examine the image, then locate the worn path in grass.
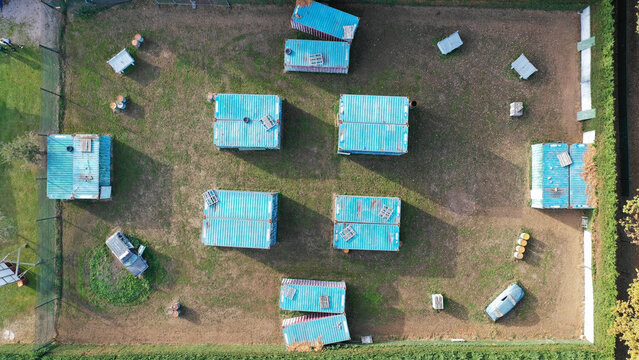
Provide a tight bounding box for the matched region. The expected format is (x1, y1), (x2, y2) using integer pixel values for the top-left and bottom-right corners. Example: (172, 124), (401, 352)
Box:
(57, 3), (584, 344)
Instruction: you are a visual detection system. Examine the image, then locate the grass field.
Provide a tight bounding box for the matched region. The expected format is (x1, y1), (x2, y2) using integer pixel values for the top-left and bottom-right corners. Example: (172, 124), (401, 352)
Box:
(51, 0), (591, 345)
(0, 45), (41, 342)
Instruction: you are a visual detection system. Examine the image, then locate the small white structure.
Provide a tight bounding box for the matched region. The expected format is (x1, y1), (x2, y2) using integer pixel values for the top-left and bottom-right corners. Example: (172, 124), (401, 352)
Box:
(432, 294), (444, 310)
(511, 54), (538, 79)
(437, 31), (463, 55)
(107, 49), (135, 74)
(510, 102), (523, 117)
(583, 130), (596, 144)
(361, 336), (373, 344)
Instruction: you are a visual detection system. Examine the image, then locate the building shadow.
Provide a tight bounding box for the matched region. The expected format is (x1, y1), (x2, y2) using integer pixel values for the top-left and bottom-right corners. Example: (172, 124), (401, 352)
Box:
(128, 57), (161, 87)
(73, 139), (173, 230)
(229, 102), (339, 179)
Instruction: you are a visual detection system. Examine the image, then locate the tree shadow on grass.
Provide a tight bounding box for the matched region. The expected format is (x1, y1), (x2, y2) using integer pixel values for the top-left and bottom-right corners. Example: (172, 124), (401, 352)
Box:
(229, 101), (339, 179)
(73, 139), (173, 230)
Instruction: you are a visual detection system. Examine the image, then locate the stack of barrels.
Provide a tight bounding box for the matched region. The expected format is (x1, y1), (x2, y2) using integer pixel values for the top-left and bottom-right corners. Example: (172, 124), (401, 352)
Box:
(513, 233), (530, 260)
(166, 302), (182, 318)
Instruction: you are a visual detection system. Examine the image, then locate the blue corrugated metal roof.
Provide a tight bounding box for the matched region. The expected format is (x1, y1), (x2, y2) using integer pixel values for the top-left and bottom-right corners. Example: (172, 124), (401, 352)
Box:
(333, 195), (401, 251)
(98, 135), (111, 186)
(291, 2), (359, 41)
(107, 49), (134, 73)
(569, 144), (593, 209)
(282, 314), (350, 347)
(201, 190), (278, 249)
(47, 134), (111, 200)
(280, 279), (346, 314)
(284, 40), (350, 69)
(511, 54), (537, 79)
(337, 95), (409, 155)
(214, 94), (282, 149)
(530, 143), (570, 209)
(437, 31), (463, 55)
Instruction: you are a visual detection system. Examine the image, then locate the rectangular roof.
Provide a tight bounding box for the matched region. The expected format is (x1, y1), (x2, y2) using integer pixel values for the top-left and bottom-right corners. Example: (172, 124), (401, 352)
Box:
(335, 195), (401, 224)
(201, 190), (278, 249)
(437, 31), (463, 55)
(282, 314), (350, 347)
(213, 94), (282, 149)
(333, 222), (400, 251)
(284, 39), (350, 69)
(291, 1), (359, 41)
(531, 143), (569, 209)
(280, 278), (346, 314)
(569, 144), (593, 209)
(511, 54), (538, 79)
(337, 95), (409, 155)
(47, 134), (111, 200)
(107, 49), (134, 73)
(0, 263), (20, 287)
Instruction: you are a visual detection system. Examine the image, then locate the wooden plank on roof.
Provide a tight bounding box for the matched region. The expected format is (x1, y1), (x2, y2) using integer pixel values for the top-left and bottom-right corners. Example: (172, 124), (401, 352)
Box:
(577, 37), (595, 51)
(577, 109), (596, 121)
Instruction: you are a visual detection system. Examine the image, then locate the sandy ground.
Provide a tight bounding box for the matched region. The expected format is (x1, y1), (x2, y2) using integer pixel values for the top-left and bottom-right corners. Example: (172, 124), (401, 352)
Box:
(55, 2), (585, 345)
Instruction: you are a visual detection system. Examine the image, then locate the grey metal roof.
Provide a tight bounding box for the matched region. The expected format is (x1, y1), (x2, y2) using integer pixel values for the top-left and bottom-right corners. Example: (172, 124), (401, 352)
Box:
(511, 54), (537, 79)
(437, 31), (463, 55)
(107, 49), (135, 73)
(0, 263), (20, 287)
(105, 232), (133, 258)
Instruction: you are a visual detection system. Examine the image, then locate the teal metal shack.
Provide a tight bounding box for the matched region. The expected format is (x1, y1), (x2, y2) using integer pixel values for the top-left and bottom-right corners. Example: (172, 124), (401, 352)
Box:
(213, 94), (282, 150)
(201, 190), (278, 249)
(282, 314), (350, 348)
(46, 134), (112, 200)
(337, 95), (409, 155)
(333, 195), (401, 251)
(530, 143), (593, 209)
(280, 278), (346, 314)
(290, 1), (359, 42)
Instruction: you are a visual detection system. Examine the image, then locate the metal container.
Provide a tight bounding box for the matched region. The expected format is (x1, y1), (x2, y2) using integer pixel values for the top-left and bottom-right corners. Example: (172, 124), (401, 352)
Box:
(282, 314), (350, 348)
(284, 39), (350, 74)
(290, 1), (359, 42)
(337, 95), (409, 155)
(280, 278), (346, 314)
(569, 144), (593, 209)
(202, 190), (278, 249)
(333, 195), (401, 251)
(213, 94), (282, 150)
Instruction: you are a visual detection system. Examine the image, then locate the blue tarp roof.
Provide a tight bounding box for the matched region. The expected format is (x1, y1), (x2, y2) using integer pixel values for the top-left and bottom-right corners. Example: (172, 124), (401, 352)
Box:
(437, 31), (463, 55)
(280, 278), (346, 314)
(531, 143), (593, 209)
(337, 95), (409, 155)
(282, 314), (350, 347)
(284, 39), (350, 69)
(291, 1), (359, 41)
(201, 190), (278, 249)
(47, 134), (111, 200)
(333, 195), (401, 251)
(511, 54), (538, 79)
(107, 49), (134, 73)
(213, 94), (282, 149)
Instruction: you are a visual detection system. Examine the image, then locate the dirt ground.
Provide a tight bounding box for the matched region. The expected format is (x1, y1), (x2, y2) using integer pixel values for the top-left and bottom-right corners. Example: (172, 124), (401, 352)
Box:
(56, 2), (584, 345)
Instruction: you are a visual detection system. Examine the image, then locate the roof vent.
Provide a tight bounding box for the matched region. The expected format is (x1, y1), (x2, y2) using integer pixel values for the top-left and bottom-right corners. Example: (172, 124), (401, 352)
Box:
(260, 114), (277, 131)
(319, 295), (330, 309)
(203, 189), (219, 208)
(282, 285), (297, 300)
(285, 48), (293, 55)
(339, 225), (356, 242)
(243, 117), (250, 123)
(378, 205), (393, 221)
(309, 53), (324, 66)
(66, 146), (74, 152)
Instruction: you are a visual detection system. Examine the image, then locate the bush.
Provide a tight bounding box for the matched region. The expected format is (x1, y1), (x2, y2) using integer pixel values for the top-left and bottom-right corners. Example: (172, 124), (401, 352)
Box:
(0, 132), (40, 164)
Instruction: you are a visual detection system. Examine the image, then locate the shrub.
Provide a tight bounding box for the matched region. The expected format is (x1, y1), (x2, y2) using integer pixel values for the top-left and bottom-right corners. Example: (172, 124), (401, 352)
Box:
(0, 132), (40, 164)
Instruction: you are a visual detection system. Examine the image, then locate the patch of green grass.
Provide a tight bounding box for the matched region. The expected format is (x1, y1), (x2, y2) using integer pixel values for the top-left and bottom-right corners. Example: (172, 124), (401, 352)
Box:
(0, 46), (41, 327)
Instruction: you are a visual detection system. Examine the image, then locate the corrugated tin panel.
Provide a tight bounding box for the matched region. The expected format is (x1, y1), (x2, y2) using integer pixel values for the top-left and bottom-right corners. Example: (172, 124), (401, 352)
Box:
(334, 195), (401, 224)
(72, 135), (100, 199)
(291, 1), (359, 42)
(282, 314), (350, 347)
(530, 144), (569, 209)
(213, 94), (282, 150)
(107, 49), (135, 73)
(280, 278), (346, 313)
(511, 54), (538, 80)
(98, 135), (111, 186)
(333, 222), (400, 251)
(0, 263), (20, 287)
(201, 190), (278, 249)
(437, 31), (463, 55)
(337, 95), (409, 155)
(569, 144), (593, 209)
(47, 135), (74, 199)
(284, 39), (350, 74)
